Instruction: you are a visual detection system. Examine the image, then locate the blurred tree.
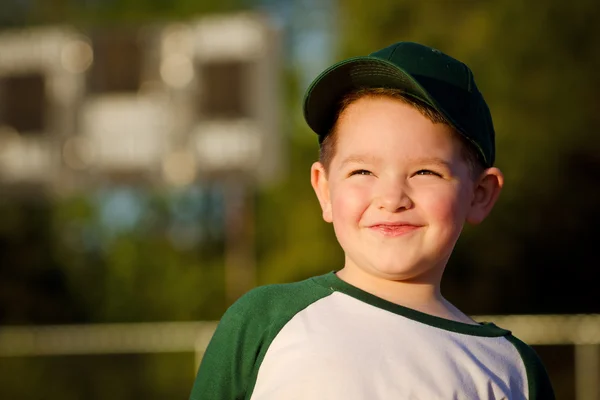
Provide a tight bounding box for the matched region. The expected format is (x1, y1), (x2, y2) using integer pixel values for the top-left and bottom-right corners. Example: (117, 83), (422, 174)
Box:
(255, 131), (343, 285)
(0, 0), (32, 27)
(0, 197), (83, 324)
(51, 189), (228, 322)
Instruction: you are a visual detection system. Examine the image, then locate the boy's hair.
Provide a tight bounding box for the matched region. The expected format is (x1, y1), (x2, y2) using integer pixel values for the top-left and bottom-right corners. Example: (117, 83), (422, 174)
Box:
(319, 88), (485, 178)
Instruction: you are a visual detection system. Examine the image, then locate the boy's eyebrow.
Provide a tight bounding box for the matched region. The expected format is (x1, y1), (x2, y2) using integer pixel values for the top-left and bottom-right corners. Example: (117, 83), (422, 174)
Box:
(408, 157), (452, 168)
(339, 155), (380, 167)
(340, 155), (452, 168)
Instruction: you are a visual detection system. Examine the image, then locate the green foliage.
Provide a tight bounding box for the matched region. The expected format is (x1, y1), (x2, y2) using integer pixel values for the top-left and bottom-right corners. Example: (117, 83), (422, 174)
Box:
(50, 192), (228, 322)
(256, 136), (343, 285)
(0, 354), (194, 400)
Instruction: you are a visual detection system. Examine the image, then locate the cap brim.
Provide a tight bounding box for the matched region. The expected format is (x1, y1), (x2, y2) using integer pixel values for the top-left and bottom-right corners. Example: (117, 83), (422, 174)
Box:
(303, 56), (441, 139)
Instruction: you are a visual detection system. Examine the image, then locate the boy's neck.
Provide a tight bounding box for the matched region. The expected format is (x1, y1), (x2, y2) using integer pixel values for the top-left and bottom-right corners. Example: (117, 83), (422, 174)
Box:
(335, 264), (476, 325)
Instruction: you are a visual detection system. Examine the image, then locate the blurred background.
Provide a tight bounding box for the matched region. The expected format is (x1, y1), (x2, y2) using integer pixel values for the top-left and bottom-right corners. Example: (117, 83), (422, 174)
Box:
(0, 0), (598, 398)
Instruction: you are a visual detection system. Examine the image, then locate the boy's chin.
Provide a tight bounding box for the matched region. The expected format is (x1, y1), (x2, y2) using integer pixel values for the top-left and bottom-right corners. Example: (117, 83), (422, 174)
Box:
(367, 261), (442, 283)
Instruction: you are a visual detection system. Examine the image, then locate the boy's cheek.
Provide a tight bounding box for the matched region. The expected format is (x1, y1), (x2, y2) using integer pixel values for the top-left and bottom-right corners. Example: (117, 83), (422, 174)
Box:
(418, 194), (466, 224)
(332, 188), (371, 217)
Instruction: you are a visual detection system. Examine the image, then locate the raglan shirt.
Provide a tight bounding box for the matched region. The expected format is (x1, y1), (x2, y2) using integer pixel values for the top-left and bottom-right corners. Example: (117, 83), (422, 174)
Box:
(189, 273), (555, 400)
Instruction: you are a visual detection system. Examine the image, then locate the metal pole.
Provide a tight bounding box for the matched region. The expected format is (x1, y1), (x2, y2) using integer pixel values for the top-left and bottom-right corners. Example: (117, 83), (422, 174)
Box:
(575, 344), (600, 400)
(223, 178), (256, 305)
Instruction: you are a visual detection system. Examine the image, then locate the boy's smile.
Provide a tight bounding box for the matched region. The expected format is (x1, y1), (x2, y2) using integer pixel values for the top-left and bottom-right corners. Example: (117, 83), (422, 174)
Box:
(312, 96), (483, 286)
(367, 222), (422, 237)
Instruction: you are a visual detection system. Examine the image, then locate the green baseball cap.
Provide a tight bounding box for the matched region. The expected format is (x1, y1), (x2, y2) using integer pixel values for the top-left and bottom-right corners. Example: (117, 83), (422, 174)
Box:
(303, 41), (495, 167)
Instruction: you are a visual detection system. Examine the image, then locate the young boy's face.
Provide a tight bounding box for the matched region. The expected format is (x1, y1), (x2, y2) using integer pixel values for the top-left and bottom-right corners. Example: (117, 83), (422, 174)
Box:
(311, 96), (501, 284)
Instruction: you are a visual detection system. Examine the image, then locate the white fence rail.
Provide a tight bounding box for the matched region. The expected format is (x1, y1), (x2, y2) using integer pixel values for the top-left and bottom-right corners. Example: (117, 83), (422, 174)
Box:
(1, 315), (599, 399)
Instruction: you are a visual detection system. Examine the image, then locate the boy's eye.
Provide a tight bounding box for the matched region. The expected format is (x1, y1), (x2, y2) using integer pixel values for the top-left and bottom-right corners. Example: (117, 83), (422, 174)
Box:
(349, 169), (373, 177)
(415, 169), (442, 177)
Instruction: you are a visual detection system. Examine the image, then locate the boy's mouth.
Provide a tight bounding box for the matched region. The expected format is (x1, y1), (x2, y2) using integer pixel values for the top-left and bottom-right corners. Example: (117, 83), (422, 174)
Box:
(368, 223), (422, 237)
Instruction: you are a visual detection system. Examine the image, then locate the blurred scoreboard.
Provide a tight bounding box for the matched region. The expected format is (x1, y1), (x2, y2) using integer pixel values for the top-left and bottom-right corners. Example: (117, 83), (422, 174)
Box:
(0, 13), (282, 194)
(0, 27), (89, 189)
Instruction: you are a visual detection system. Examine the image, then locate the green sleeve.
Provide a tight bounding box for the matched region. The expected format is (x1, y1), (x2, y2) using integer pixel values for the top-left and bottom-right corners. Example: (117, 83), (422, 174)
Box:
(188, 278), (332, 400)
(505, 335), (555, 400)
(188, 296), (266, 400)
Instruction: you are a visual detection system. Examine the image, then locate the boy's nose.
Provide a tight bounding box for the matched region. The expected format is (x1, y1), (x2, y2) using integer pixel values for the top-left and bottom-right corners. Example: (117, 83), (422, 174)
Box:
(374, 181), (413, 212)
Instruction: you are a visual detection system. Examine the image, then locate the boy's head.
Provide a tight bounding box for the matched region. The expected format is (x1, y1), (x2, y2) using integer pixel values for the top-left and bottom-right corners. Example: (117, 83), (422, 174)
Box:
(304, 42), (504, 283)
(304, 41), (495, 172)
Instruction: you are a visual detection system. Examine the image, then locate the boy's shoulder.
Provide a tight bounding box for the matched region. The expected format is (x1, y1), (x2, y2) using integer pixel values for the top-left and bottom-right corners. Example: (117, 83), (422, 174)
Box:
(190, 275), (334, 400)
(502, 334), (555, 399)
(222, 273), (334, 326)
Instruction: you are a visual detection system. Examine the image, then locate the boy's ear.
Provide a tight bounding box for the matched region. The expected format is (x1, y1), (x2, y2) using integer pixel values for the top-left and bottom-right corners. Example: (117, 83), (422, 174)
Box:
(466, 167), (504, 225)
(311, 162), (333, 223)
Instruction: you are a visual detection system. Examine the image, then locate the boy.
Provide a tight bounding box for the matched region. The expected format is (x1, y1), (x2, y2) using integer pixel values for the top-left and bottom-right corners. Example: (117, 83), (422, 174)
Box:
(189, 42), (554, 399)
